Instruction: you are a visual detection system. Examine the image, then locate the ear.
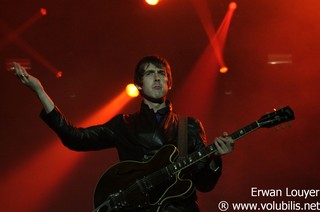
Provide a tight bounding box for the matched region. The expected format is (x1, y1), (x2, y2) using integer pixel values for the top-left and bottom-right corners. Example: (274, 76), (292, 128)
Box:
(135, 84), (142, 90)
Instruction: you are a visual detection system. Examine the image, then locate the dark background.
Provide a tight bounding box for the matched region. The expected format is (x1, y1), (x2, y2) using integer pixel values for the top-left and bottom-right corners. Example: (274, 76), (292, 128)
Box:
(1, 0), (319, 211)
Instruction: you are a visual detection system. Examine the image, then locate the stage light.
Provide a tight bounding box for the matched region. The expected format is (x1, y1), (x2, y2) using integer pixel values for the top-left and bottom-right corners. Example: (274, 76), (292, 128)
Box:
(219, 66), (228, 74)
(126, 83), (139, 97)
(145, 0), (159, 6)
(40, 8), (47, 16)
(56, 71), (63, 78)
(229, 2), (237, 10)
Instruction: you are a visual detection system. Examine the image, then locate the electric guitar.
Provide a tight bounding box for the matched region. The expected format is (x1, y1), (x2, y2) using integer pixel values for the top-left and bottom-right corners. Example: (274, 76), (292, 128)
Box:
(93, 106), (295, 212)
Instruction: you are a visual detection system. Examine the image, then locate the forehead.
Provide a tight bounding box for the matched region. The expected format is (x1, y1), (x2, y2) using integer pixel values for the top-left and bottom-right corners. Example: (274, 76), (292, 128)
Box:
(144, 63), (166, 72)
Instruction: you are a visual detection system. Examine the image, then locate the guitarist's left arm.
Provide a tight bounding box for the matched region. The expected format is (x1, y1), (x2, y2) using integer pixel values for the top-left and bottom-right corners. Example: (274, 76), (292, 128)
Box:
(188, 120), (234, 192)
(210, 132), (234, 170)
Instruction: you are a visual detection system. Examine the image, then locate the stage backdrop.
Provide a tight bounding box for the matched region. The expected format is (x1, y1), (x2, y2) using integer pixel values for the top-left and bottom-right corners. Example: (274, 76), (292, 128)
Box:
(1, 0), (319, 211)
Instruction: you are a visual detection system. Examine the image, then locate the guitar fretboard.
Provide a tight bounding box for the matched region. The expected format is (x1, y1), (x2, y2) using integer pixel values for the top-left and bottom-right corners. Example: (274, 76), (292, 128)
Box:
(230, 121), (259, 141)
(167, 121), (260, 175)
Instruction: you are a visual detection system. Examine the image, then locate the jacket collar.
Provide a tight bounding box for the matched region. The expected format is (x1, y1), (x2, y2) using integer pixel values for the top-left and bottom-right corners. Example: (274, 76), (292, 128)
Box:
(140, 99), (172, 115)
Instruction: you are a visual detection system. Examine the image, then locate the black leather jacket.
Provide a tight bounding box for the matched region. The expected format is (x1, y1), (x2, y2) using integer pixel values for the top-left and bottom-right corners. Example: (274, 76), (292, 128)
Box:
(40, 101), (222, 211)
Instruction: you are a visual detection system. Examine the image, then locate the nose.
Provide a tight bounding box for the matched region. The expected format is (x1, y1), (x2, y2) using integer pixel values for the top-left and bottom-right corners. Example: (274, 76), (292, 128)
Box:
(154, 72), (160, 80)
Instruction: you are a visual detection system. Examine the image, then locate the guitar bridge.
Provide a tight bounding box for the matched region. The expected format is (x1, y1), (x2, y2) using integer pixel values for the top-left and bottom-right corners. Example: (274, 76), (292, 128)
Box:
(94, 190), (129, 212)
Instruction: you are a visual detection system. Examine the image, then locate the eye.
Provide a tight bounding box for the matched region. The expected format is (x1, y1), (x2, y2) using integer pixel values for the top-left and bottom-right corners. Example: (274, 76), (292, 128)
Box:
(144, 71), (153, 76)
(158, 71), (166, 76)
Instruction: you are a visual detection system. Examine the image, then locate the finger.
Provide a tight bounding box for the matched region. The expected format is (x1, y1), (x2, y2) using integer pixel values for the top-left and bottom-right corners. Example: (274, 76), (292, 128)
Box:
(215, 138), (227, 149)
(226, 136), (235, 145)
(218, 136), (234, 150)
(217, 136), (229, 144)
(22, 73), (29, 80)
(221, 132), (235, 145)
(214, 141), (223, 155)
(13, 62), (23, 76)
(13, 62), (19, 74)
(21, 68), (29, 78)
(13, 62), (29, 80)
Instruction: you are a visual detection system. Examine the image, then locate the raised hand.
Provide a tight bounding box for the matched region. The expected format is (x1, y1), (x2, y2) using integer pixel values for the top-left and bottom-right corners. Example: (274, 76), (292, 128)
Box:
(12, 62), (55, 113)
(12, 62), (44, 94)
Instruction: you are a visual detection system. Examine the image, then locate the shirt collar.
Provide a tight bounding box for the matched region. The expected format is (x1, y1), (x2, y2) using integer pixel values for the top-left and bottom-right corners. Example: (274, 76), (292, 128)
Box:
(140, 99), (172, 115)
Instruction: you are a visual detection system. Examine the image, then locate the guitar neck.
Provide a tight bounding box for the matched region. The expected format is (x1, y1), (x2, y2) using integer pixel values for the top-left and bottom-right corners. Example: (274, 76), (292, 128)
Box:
(230, 121), (260, 141)
(168, 121), (260, 175)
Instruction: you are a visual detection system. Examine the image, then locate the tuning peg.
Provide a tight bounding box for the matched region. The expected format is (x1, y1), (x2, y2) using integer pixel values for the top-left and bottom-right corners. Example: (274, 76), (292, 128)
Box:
(282, 124), (286, 129)
(274, 126), (279, 131)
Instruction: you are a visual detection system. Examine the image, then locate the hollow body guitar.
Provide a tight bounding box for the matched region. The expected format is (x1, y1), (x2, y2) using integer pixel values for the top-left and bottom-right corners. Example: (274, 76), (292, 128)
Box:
(93, 106), (295, 212)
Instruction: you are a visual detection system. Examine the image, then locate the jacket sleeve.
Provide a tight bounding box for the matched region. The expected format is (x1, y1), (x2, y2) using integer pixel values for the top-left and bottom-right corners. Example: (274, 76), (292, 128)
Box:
(40, 106), (121, 151)
(187, 118), (222, 192)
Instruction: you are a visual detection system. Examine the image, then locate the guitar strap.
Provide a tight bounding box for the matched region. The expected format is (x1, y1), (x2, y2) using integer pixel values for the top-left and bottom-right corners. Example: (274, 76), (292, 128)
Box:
(177, 116), (188, 158)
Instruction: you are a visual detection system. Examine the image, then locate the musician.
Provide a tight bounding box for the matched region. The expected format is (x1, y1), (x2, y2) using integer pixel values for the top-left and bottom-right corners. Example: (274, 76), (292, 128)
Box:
(13, 55), (234, 211)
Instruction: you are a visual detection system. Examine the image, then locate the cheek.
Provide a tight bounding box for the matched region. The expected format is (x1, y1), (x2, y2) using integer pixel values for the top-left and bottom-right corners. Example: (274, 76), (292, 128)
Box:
(142, 79), (151, 87)
(163, 78), (170, 88)
(141, 81), (152, 92)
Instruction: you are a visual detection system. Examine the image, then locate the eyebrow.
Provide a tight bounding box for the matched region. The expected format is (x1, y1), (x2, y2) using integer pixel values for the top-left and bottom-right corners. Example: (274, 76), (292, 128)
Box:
(144, 69), (166, 74)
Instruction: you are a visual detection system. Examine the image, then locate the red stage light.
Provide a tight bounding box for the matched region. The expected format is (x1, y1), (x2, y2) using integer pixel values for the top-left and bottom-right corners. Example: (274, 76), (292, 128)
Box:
(229, 2), (237, 10)
(56, 71), (63, 78)
(220, 66), (228, 74)
(40, 8), (47, 16)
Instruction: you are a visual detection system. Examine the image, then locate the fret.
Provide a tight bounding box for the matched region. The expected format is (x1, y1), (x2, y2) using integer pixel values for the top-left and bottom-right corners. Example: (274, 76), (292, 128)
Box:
(231, 121), (259, 140)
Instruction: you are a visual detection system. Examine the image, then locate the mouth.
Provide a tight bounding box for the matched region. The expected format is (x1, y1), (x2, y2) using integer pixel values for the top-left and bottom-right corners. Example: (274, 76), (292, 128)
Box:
(152, 84), (162, 89)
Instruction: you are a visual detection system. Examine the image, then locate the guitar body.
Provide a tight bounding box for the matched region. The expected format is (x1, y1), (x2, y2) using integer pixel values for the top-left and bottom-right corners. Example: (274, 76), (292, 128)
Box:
(94, 145), (194, 212)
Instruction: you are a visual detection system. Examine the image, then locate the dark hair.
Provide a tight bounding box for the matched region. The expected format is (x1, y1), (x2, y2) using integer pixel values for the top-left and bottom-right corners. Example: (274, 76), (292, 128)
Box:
(134, 55), (172, 87)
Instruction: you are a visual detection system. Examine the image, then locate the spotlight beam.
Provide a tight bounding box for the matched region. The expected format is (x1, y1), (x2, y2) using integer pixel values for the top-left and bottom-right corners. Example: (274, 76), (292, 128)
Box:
(0, 9), (44, 50)
(191, 1), (237, 71)
(0, 9), (60, 76)
(0, 89), (134, 211)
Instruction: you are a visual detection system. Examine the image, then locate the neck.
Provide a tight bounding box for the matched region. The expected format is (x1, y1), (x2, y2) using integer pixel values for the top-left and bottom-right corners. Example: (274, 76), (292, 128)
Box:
(143, 98), (167, 113)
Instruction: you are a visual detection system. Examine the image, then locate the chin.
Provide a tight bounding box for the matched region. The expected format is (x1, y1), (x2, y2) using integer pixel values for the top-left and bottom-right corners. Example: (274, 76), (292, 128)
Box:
(147, 96), (165, 103)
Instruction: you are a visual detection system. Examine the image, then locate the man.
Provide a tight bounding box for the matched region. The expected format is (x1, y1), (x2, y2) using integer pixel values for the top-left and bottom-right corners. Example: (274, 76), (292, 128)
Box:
(13, 55), (234, 211)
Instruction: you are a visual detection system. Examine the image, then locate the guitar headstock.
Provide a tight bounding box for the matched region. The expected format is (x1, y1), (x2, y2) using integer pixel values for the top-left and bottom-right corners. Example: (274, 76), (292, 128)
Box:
(258, 106), (295, 128)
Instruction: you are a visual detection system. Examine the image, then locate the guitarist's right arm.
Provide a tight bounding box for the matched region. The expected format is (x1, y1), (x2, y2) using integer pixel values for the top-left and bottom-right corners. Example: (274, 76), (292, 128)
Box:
(12, 62), (119, 151)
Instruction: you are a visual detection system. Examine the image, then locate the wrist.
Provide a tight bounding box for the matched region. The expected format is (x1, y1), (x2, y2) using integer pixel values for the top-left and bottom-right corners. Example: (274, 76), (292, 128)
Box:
(35, 88), (45, 96)
(209, 159), (221, 173)
(35, 89), (55, 113)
